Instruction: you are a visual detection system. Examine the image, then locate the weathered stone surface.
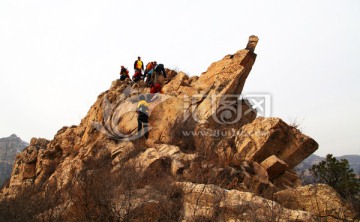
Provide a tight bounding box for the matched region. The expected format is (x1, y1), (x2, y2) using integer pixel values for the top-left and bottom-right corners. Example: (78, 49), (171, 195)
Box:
(20, 146), (38, 164)
(194, 50), (257, 123)
(176, 182), (315, 221)
(148, 96), (187, 144)
(193, 99), (257, 154)
(261, 155), (289, 179)
(110, 140), (135, 160)
(21, 163), (36, 179)
(30, 137), (49, 149)
(165, 68), (178, 79)
(273, 170), (302, 190)
(274, 184), (357, 221)
(127, 144), (196, 177)
(246, 35), (259, 52)
(162, 71), (199, 98)
(48, 126), (83, 155)
(234, 117), (318, 168)
(112, 186), (170, 221)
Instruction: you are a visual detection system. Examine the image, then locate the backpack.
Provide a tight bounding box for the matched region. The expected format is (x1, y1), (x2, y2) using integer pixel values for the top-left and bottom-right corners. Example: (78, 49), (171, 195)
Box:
(121, 68), (128, 75)
(137, 101), (149, 117)
(155, 64), (164, 72)
(138, 104), (148, 113)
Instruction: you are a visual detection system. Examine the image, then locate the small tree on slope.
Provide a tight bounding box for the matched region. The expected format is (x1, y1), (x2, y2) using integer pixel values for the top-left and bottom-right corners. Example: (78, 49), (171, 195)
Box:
(310, 154), (360, 214)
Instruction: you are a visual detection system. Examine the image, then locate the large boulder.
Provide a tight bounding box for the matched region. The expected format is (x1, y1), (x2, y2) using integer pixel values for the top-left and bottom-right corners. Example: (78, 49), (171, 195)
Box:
(176, 182), (314, 221)
(261, 155), (289, 179)
(233, 117), (318, 168)
(112, 186), (172, 222)
(274, 184), (357, 221)
(126, 144), (197, 177)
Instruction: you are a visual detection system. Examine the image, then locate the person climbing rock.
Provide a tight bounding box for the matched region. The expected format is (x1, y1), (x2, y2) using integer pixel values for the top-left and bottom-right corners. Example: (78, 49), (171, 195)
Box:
(137, 94), (149, 139)
(134, 56), (144, 75)
(154, 63), (166, 78)
(150, 83), (163, 94)
(144, 62), (154, 76)
(149, 83), (163, 101)
(145, 68), (154, 84)
(145, 61), (155, 83)
(119, 66), (130, 81)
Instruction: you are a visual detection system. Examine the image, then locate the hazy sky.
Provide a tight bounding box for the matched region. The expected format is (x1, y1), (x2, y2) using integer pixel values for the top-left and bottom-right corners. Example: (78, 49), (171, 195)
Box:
(1, 0), (359, 156)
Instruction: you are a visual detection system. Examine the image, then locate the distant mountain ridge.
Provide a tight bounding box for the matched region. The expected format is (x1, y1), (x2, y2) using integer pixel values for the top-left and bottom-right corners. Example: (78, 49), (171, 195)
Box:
(296, 154), (360, 175)
(0, 134), (29, 186)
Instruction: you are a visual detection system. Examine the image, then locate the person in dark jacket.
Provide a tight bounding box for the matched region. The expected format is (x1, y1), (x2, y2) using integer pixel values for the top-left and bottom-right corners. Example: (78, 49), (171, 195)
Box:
(154, 63), (166, 78)
(119, 66), (130, 81)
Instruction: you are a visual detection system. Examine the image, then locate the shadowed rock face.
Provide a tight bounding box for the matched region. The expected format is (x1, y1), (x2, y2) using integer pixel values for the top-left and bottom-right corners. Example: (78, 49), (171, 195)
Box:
(1, 36), (349, 221)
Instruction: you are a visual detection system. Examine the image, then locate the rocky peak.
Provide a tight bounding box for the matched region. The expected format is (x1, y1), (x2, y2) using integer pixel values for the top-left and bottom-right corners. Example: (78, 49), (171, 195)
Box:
(0, 135), (29, 186)
(0, 36), (356, 221)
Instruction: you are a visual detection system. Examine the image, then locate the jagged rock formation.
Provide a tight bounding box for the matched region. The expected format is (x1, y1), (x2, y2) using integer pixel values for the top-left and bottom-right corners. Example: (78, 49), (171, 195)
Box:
(0, 36), (356, 221)
(0, 134), (28, 186)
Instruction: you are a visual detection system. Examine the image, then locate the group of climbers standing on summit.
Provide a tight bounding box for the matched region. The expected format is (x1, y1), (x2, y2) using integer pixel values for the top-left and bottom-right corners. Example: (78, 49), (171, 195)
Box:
(119, 56), (167, 140)
(119, 56), (166, 84)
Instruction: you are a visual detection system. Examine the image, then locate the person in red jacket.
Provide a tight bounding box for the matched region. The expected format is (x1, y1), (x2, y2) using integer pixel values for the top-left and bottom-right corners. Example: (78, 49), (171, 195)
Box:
(132, 69), (142, 82)
(149, 83), (163, 101)
(150, 83), (163, 94)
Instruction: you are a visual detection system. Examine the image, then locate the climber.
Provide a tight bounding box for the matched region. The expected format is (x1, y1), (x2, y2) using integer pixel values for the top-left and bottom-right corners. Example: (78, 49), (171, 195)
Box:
(149, 83), (163, 101)
(144, 61), (153, 82)
(137, 94), (150, 139)
(134, 56), (144, 75)
(144, 62), (154, 76)
(154, 63), (166, 78)
(150, 83), (163, 94)
(144, 61), (156, 84)
(132, 69), (142, 82)
(119, 66), (130, 81)
(145, 68), (154, 84)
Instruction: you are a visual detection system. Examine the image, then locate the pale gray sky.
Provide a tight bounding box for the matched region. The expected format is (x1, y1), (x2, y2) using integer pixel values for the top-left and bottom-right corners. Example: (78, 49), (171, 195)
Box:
(0, 0), (359, 156)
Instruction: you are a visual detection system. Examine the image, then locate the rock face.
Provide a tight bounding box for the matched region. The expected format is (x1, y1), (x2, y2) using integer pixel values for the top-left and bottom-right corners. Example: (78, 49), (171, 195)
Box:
(1, 36), (353, 221)
(0, 134), (28, 186)
(178, 182), (314, 221)
(274, 184), (357, 221)
(8, 138), (50, 188)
